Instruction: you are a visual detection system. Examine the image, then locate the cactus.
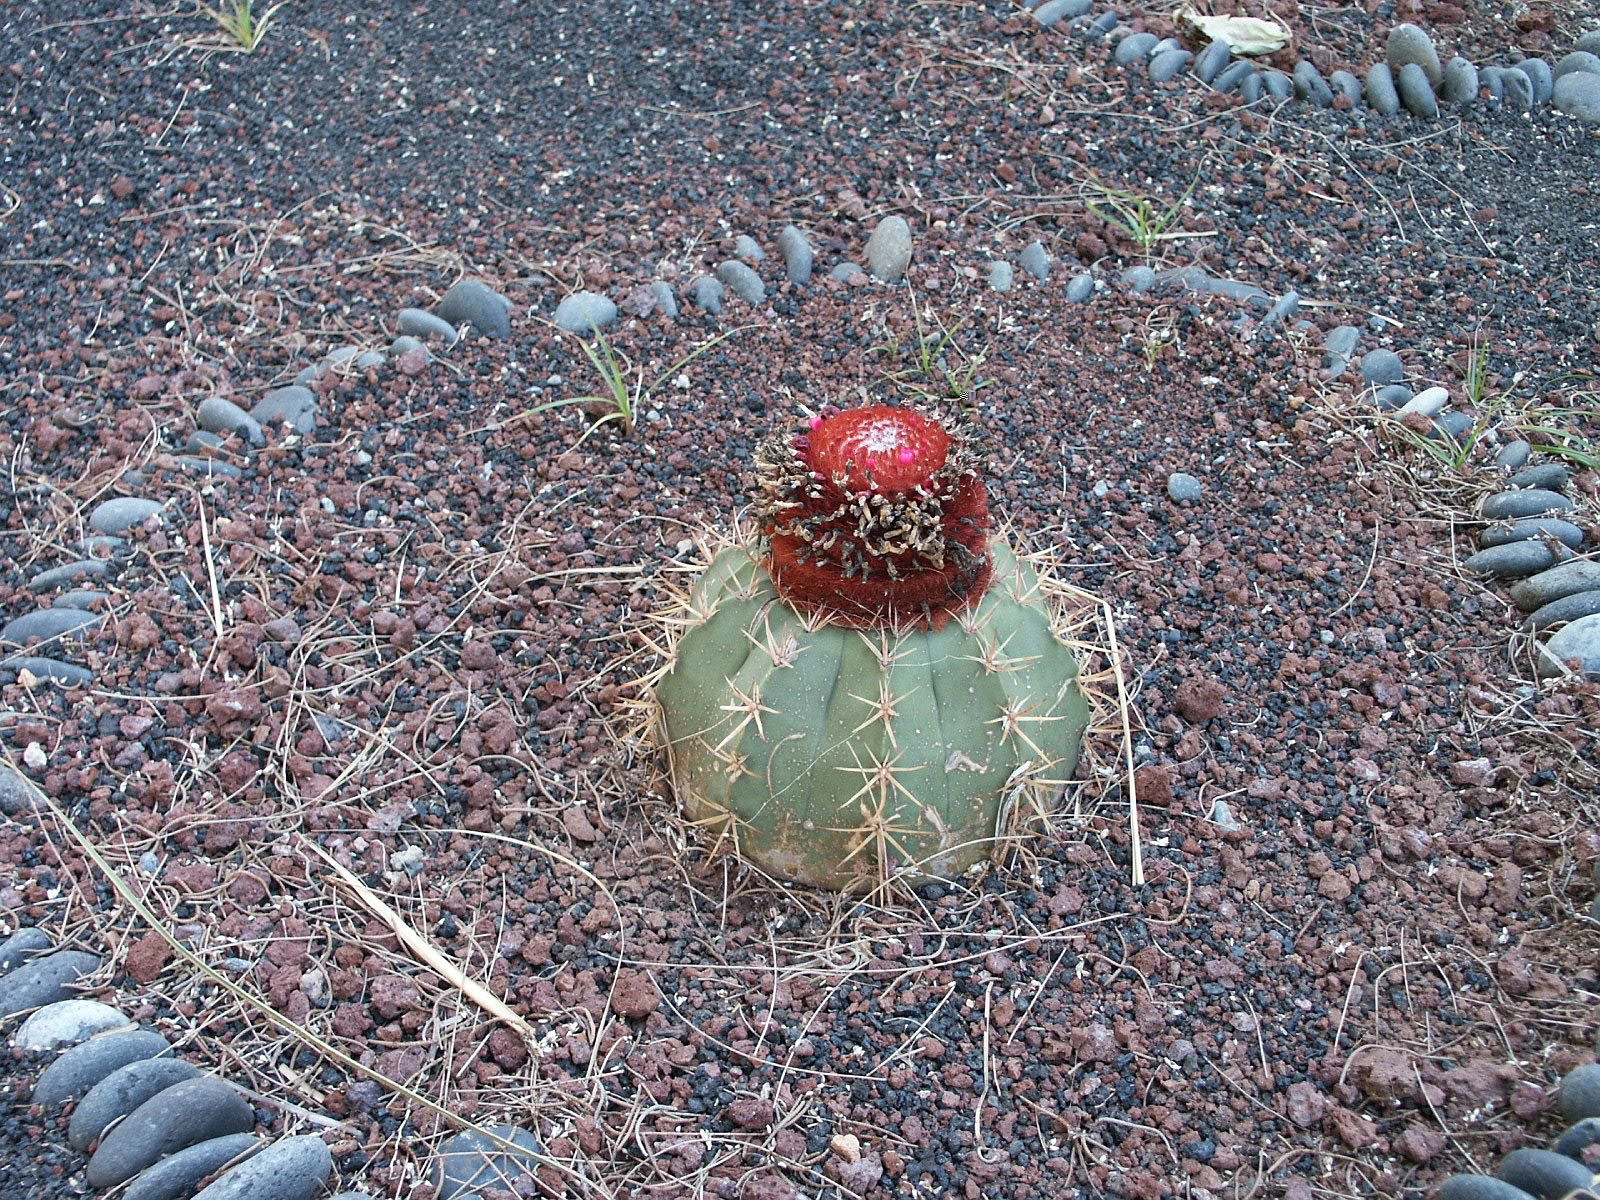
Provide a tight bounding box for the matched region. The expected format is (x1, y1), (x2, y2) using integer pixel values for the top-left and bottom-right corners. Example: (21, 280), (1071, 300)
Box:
(652, 404), (1090, 892)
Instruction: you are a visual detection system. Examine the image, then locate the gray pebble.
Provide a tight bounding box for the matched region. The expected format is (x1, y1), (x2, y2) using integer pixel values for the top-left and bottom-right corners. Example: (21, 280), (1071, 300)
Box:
(434, 280), (511, 339)
(865, 216), (913, 282)
(196, 397), (265, 448)
(1326, 325), (1361, 357)
(1502, 68), (1535, 109)
(3, 657), (93, 686)
(1262, 69), (1294, 100)
(1397, 386), (1449, 417)
(1261, 290), (1299, 329)
(1507, 462), (1569, 491)
(1086, 11), (1117, 37)
(1461, 541), (1565, 579)
(1441, 57), (1479, 102)
(353, 350), (385, 369)
(1526, 589), (1600, 633)
(28, 559), (111, 592)
(1554, 1117), (1600, 1161)
(1432, 411), (1475, 444)
(89, 497), (163, 535)
(1513, 57), (1554, 103)
(1579, 29), (1600, 55)
(1019, 241), (1051, 281)
(777, 226), (813, 285)
(732, 234), (764, 264)
(14, 998), (128, 1051)
(1479, 518), (1585, 550)
(1539, 614), (1600, 679)
(1031, 0), (1089, 27)
(87, 1075), (254, 1188)
(390, 335), (425, 357)
(553, 291), (618, 334)
(1360, 349), (1404, 385)
(1511, 561), (1600, 611)
(1193, 40), (1230, 84)
(1202, 277), (1269, 307)
(250, 386), (318, 434)
(1496, 1148), (1592, 1197)
(1239, 73), (1264, 104)
(647, 281), (678, 318)
(190, 1133), (333, 1200)
(1166, 472), (1203, 502)
(1554, 71), (1600, 122)
(321, 346), (360, 370)
(715, 260), (766, 304)
(1386, 23), (1443, 87)
(171, 457), (242, 479)
(1293, 61), (1334, 106)
(1479, 488), (1575, 520)
(830, 262), (864, 282)
(987, 261), (1014, 293)
(32, 1027), (169, 1109)
(123, 1135), (263, 1200)
(1480, 65), (1506, 102)
(395, 308), (457, 341)
(1329, 69), (1363, 105)
(0, 950), (101, 1019)
(690, 276), (724, 315)
(1149, 49), (1192, 83)
(293, 365), (320, 387)
(1066, 273), (1095, 303)
(1122, 266), (1157, 293)
(1495, 439), (1531, 470)
(434, 1125), (542, 1200)
(1398, 62), (1439, 118)
(0, 607), (101, 651)
(1366, 63), (1401, 114)
(0, 925), (52, 969)
(71, 1057), (202, 1152)
(1213, 60), (1257, 93)
(186, 430), (224, 453)
(1437, 1179), (1540, 1200)
(1114, 32), (1158, 64)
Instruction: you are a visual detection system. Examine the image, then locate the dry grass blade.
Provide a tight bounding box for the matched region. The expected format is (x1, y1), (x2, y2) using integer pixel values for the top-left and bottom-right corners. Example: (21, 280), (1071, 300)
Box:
(301, 838), (540, 1045)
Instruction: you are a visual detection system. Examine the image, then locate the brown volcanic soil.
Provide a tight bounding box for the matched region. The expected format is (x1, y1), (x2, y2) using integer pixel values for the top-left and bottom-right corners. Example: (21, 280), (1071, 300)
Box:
(2, 3), (1600, 1200)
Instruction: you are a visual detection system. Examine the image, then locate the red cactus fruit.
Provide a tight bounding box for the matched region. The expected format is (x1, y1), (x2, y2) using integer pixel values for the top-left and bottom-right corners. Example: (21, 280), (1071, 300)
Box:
(755, 404), (993, 629)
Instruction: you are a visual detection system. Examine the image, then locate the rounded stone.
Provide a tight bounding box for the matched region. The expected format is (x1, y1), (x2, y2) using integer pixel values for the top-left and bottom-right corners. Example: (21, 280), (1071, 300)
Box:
(1441, 57), (1480, 102)
(86, 1075), (253, 1187)
(1214, 60), (1257, 93)
(1503, 68), (1535, 109)
(1019, 241), (1050, 282)
(1031, 0), (1089, 27)
(690, 276), (724, 315)
(1149, 49), (1193, 83)
(1397, 386), (1449, 417)
(1372, 385), (1411, 411)
(196, 397), (265, 447)
(1496, 1147), (1593, 1197)
(647, 281), (678, 317)
(1478, 518), (1585, 550)
(714, 260), (766, 305)
(1193, 40), (1230, 84)
(1513, 57), (1554, 103)
(1538, 614), (1600, 680)
(777, 225), (814, 284)
(987, 261), (1014, 293)
(0, 950), (101, 1019)
(1433, 411), (1475, 444)
(70, 1056), (202, 1152)
(732, 234), (764, 263)
(14, 999), (129, 1051)
(1507, 462), (1570, 490)
(123, 1135), (263, 1200)
(1496, 439), (1532, 470)
(395, 308), (457, 341)
(1461, 542), (1565, 579)
(1122, 265), (1156, 293)
(0, 607), (100, 652)
(1480, 65), (1506, 101)
(1386, 23), (1443, 87)
(89, 497), (163, 535)
(1360, 349), (1404, 385)
(1554, 1117), (1600, 1161)
(250, 386), (318, 434)
(389, 335), (425, 357)
(1560, 1063), (1600, 1121)
(552, 291), (618, 334)
(1166, 473), (1203, 502)
(1438, 1179), (1539, 1200)
(3, 657), (92, 687)
(0, 926), (52, 973)
(1365, 63), (1401, 114)
(54, 589), (107, 610)
(1329, 69), (1362, 105)
(1479, 488), (1575, 520)
(1579, 29), (1600, 55)
(1239, 73), (1264, 104)
(1398, 62), (1439, 118)
(1511, 562), (1600, 611)
(1526, 590), (1600, 633)
(864, 216), (913, 282)
(190, 1134), (333, 1200)
(1114, 32), (1157, 64)
(1066, 273), (1095, 303)
(1262, 69), (1293, 100)
(27, 559), (111, 592)
(353, 350), (386, 369)
(1554, 71), (1600, 122)
(1293, 60), (1333, 105)
(1325, 325), (1361, 358)
(31, 1028), (170, 1109)
(434, 280), (511, 339)
(433, 1125), (542, 1200)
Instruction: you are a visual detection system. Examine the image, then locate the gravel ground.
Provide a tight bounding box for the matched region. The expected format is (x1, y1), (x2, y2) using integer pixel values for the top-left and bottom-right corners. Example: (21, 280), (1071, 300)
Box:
(1, 2), (1598, 1199)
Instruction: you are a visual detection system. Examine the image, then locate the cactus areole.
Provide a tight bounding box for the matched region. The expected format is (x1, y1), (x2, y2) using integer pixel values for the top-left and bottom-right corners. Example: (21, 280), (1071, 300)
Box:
(654, 404), (1090, 892)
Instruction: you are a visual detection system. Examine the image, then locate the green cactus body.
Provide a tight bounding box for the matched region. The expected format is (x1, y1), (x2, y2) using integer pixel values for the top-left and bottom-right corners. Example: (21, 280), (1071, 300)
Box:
(655, 538), (1089, 891)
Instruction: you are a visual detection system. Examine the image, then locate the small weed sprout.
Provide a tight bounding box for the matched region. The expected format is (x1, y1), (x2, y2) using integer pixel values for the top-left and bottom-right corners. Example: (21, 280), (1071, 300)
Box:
(877, 292), (992, 405)
(202, 0), (282, 52)
(1083, 174), (1200, 258)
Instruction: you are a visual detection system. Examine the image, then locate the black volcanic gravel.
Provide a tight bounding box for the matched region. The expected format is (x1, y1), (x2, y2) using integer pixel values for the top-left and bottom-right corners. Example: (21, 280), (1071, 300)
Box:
(1, 3), (1599, 1200)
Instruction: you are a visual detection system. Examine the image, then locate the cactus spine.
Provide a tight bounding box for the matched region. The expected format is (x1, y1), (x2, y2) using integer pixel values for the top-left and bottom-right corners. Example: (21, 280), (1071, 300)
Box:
(653, 404), (1090, 892)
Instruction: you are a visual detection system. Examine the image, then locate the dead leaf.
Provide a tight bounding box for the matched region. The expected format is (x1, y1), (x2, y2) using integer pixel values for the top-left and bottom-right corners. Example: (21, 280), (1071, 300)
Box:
(1178, 8), (1292, 55)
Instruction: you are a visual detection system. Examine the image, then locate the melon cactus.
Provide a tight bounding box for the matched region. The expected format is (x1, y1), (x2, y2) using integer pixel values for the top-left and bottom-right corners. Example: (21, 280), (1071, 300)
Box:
(653, 403), (1090, 892)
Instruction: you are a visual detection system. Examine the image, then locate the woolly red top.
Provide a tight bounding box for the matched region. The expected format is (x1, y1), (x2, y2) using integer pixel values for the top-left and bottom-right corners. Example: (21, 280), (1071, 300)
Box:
(759, 405), (992, 630)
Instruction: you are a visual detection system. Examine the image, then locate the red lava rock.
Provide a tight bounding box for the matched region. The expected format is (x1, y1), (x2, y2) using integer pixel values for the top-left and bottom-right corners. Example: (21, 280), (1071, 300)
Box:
(1350, 1047), (1417, 1104)
(1327, 1106), (1380, 1150)
(561, 806), (600, 842)
(610, 969), (661, 1019)
(369, 974), (422, 1019)
(1395, 1124), (1446, 1164)
(1174, 679), (1226, 723)
(1451, 757), (1496, 787)
(725, 1097), (775, 1129)
(460, 640), (498, 670)
(125, 931), (172, 984)
(487, 1027), (530, 1071)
